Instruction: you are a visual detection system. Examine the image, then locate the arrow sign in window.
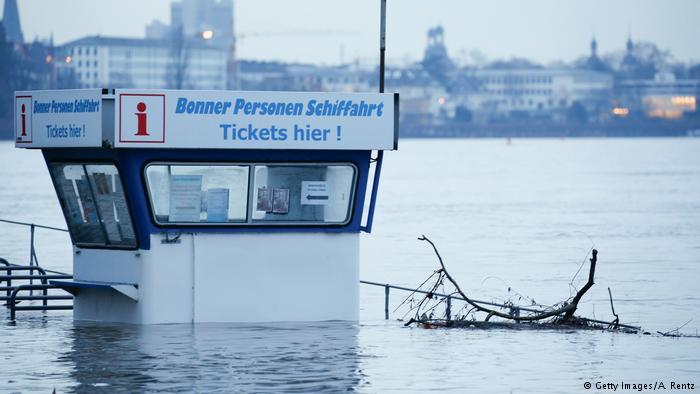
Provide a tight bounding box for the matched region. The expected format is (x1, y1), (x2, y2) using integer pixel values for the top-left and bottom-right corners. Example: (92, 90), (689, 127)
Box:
(301, 181), (330, 205)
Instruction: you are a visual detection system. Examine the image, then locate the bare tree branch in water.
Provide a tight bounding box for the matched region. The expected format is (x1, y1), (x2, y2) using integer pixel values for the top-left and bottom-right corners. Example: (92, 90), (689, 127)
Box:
(608, 287), (620, 330)
(403, 235), (638, 332)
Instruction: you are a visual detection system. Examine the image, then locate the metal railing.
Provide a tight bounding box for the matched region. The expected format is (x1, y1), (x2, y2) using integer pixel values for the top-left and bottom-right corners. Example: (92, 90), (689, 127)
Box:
(0, 218), (69, 292)
(1, 265), (72, 295)
(7, 284), (73, 320)
(0, 218), (69, 268)
(1, 263), (74, 320)
(360, 280), (640, 330)
(1, 219), (73, 319)
(360, 280), (537, 320)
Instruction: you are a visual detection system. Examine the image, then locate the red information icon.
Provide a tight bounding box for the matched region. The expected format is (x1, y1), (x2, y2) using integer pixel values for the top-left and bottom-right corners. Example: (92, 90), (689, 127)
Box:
(135, 102), (149, 136)
(15, 96), (32, 143)
(119, 94), (165, 143)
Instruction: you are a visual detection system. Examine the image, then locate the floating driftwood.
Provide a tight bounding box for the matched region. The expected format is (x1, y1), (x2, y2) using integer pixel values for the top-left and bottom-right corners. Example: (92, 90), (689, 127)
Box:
(401, 235), (640, 333)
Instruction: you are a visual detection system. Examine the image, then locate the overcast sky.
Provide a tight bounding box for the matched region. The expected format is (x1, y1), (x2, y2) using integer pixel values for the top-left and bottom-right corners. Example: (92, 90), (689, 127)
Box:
(5, 0), (700, 65)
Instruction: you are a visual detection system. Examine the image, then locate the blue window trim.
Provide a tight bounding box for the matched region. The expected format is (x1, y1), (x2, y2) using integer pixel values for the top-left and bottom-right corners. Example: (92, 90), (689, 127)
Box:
(42, 148), (373, 250)
(43, 158), (141, 251)
(143, 161), (359, 227)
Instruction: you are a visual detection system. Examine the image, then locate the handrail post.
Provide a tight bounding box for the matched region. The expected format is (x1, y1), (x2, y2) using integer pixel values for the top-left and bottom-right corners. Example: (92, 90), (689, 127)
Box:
(384, 284), (390, 320)
(29, 224), (35, 266)
(6, 266), (10, 297)
(29, 224), (35, 295)
(446, 296), (452, 321)
(10, 286), (18, 320)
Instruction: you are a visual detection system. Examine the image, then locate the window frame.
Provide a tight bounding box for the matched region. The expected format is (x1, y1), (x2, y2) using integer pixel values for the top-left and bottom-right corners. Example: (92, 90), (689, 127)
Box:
(143, 161), (359, 228)
(47, 160), (139, 250)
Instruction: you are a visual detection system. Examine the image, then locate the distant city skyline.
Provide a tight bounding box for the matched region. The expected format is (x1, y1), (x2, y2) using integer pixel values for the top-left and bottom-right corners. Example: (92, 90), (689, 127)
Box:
(3, 0), (699, 65)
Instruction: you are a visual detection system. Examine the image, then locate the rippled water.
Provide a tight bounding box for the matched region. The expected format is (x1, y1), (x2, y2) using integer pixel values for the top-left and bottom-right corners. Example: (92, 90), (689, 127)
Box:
(2, 138), (700, 393)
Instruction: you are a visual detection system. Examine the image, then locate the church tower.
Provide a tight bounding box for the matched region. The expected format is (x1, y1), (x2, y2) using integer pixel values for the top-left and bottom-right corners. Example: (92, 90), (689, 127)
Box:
(621, 34), (638, 73)
(626, 35), (634, 52)
(1, 0), (24, 44)
(585, 36), (607, 72)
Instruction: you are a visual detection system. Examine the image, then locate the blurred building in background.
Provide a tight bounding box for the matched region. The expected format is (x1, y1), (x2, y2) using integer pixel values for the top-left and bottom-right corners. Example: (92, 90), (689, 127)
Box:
(56, 36), (227, 89)
(1, 2), (699, 139)
(147, 0), (235, 88)
(616, 72), (698, 119)
(463, 68), (613, 124)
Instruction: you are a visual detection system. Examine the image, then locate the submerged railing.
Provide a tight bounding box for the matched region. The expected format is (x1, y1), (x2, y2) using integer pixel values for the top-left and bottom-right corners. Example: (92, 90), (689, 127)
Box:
(0, 260), (74, 320)
(0, 218), (69, 271)
(360, 280), (640, 330)
(360, 280), (540, 321)
(1, 219), (73, 318)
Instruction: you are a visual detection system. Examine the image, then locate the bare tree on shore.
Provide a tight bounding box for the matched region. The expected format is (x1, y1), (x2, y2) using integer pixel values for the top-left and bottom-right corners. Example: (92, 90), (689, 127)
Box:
(168, 25), (189, 89)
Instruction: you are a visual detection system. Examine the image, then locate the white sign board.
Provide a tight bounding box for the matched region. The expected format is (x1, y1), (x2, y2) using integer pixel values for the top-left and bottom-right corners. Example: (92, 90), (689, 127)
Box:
(114, 89), (398, 150)
(301, 181), (330, 205)
(14, 89), (103, 148)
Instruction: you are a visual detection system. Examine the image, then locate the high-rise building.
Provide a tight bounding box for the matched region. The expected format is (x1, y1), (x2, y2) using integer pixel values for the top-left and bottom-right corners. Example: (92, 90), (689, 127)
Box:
(146, 0), (235, 88)
(171, 0), (234, 49)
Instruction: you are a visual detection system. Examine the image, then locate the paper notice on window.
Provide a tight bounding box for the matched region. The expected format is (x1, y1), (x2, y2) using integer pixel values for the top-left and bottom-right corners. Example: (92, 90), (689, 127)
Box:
(92, 173), (111, 195)
(96, 197), (122, 242)
(58, 178), (83, 226)
(301, 181), (330, 205)
(206, 188), (229, 222)
(76, 179), (100, 224)
(256, 186), (272, 212)
(272, 188), (290, 214)
(113, 189), (135, 240)
(169, 175), (203, 222)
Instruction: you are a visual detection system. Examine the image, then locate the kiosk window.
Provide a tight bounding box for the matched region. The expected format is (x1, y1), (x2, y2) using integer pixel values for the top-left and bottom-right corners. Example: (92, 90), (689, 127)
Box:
(145, 165), (250, 224)
(144, 163), (356, 226)
(49, 163), (136, 248)
(252, 165), (355, 224)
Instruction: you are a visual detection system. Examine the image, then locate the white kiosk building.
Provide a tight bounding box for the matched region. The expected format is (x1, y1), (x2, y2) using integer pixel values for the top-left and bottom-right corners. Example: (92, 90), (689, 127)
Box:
(14, 88), (398, 324)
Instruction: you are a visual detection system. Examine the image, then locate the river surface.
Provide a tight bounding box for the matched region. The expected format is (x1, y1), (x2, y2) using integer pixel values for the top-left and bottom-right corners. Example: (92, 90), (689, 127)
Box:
(1, 138), (699, 393)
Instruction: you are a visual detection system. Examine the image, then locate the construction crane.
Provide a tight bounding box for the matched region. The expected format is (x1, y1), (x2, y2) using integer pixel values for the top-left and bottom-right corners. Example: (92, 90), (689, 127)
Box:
(228, 29), (358, 89)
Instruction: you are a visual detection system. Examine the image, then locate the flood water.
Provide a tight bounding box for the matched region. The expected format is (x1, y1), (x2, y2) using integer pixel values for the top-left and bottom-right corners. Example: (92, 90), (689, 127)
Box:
(1, 138), (699, 393)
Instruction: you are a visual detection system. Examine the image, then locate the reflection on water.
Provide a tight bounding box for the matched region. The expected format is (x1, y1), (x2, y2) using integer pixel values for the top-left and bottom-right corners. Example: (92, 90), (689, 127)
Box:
(64, 321), (361, 393)
(4, 314), (700, 393)
(3, 316), (362, 393)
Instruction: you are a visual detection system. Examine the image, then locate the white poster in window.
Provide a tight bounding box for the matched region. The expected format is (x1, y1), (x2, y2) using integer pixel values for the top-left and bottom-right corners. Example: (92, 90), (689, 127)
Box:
(97, 198), (122, 242)
(301, 181), (330, 205)
(206, 188), (229, 222)
(92, 173), (122, 242)
(169, 175), (203, 222)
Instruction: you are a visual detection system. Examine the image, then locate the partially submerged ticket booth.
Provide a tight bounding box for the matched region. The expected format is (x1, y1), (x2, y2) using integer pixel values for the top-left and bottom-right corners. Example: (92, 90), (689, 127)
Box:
(14, 89), (398, 324)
